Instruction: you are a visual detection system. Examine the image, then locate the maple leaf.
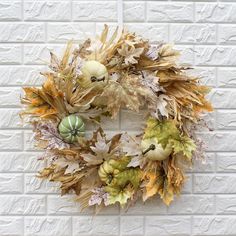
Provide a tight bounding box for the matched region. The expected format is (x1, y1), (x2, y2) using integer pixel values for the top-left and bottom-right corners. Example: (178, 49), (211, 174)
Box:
(88, 187), (109, 206)
(34, 122), (70, 150)
(54, 158), (80, 174)
(117, 44), (144, 65)
(143, 117), (179, 149)
(171, 135), (196, 160)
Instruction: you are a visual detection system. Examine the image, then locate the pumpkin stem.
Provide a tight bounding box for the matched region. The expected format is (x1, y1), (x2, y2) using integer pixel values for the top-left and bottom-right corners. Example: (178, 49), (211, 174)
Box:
(142, 144), (156, 155)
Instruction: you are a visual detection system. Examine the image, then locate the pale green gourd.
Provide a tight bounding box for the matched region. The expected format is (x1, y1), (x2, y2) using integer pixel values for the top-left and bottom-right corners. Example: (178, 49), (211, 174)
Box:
(58, 114), (85, 143)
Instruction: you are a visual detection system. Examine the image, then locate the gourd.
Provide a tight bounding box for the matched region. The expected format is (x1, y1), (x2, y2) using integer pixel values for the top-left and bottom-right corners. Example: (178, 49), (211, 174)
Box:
(141, 138), (172, 161)
(80, 60), (108, 88)
(58, 114), (85, 143)
(98, 161), (120, 185)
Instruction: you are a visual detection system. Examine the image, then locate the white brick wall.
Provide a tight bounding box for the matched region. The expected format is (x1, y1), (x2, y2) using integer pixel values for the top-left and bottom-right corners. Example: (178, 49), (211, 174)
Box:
(0, 0), (235, 235)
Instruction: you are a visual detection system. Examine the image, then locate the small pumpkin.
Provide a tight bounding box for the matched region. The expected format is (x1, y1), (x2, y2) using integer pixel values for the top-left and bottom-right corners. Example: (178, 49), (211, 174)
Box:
(79, 60), (108, 88)
(58, 114), (85, 143)
(141, 138), (172, 161)
(98, 161), (120, 185)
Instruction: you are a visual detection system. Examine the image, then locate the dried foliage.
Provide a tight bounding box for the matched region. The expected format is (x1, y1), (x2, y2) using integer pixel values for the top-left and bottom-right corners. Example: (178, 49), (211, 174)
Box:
(20, 25), (212, 211)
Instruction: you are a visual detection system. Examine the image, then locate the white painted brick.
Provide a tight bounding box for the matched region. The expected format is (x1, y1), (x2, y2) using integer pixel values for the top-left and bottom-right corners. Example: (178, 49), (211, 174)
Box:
(0, 87), (22, 107)
(195, 46), (236, 66)
(0, 44), (22, 64)
(0, 131), (23, 151)
(145, 216), (191, 236)
(167, 195), (214, 214)
(210, 89), (236, 108)
(170, 24), (217, 44)
(188, 67), (217, 87)
(0, 217), (23, 236)
(72, 1), (117, 22)
(47, 23), (95, 43)
(120, 216), (144, 236)
(147, 2), (194, 23)
(193, 216), (236, 235)
(0, 2), (21, 21)
(0, 174), (23, 193)
(0, 66), (45, 86)
(0, 23), (45, 42)
(218, 68), (236, 88)
(124, 23), (169, 43)
(72, 216), (119, 236)
(0, 1), (235, 235)
(218, 24), (236, 44)
(25, 174), (60, 194)
(200, 132), (236, 151)
(24, 44), (64, 65)
(216, 195), (236, 214)
(196, 3), (236, 23)
(120, 198), (167, 215)
(124, 2), (145, 22)
(0, 152), (45, 172)
(194, 174), (236, 193)
(0, 195), (46, 215)
(192, 153), (216, 172)
(24, 1), (71, 21)
(217, 110), (236, 129)
(25, 217), (72, 236)
(216, 153), (236, 172)
(0, 109), (21, 128)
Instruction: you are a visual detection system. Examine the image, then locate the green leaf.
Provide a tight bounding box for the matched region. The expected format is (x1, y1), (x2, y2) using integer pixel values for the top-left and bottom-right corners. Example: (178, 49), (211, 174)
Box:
(170, 135), (196, 160)
(115, 168), (142, 189)
(143, 117), (179, 148)
(105, 185), (133, 207)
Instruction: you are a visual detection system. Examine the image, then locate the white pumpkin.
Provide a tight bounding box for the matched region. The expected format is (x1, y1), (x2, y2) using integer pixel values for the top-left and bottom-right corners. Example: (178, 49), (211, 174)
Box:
(80, 60), (108, 88)
(141, 138), (172, 161)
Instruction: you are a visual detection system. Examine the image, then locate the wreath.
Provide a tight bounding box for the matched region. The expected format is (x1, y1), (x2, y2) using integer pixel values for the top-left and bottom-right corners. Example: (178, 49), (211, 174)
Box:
(20, 25), (213, 211)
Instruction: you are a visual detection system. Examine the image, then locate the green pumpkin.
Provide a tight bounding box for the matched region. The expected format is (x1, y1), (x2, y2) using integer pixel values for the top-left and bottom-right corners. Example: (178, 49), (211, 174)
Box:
(58, 114), (85, 143)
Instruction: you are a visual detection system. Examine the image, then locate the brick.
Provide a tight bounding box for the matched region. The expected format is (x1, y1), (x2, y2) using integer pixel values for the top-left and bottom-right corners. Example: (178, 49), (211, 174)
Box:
(0, 109), (21, 128)
(124, 2), (145, 22)
(145, 216), (191, 236)
(24, 44), (64, 65)
(0, 44), (22, 64)
(24, 1), (71, 21)
(0, 195), (46, 215)
(195, 46), (236, 66)
(216, 153), (236, 172)
(0, 87), (21, 107)
(25, 174), (60, 194)
(0, 23), (45, 42)
(216, 195), (236, 214)
(0, 131), (23, 151)
(47, 23), (95, 43)
(72, 216), (119, 236)
(170, 24), (216, 44)
(147, 2), (194, 23)
(0, 174), (23, 193)
(194, 174), (236, 193)
(0, 152), (45, 172)
(188, 67), (217, 87)
(0, 217), (23, 236)
(219, 24), (236, 44)
(217, 110), (236, 129)
(120, 216), (144, 236)
(124, 23), (169, 43)
(218, 68), (236, 88)
(72, 1), (117, 22)
(196, 3), (236, 23)
(193, 216), (236, 235)
(0, 2), (21, 21)
(0, 66), (45, 86)
(168, 195), (214, 214)
(25, 217), (72, 236)
(120, 198), (167, 215)
(192, 153), (216, 172)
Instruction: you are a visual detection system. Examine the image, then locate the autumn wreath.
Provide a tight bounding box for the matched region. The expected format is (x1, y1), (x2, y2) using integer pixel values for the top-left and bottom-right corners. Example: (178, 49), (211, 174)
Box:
(20, 25), (213, 211)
